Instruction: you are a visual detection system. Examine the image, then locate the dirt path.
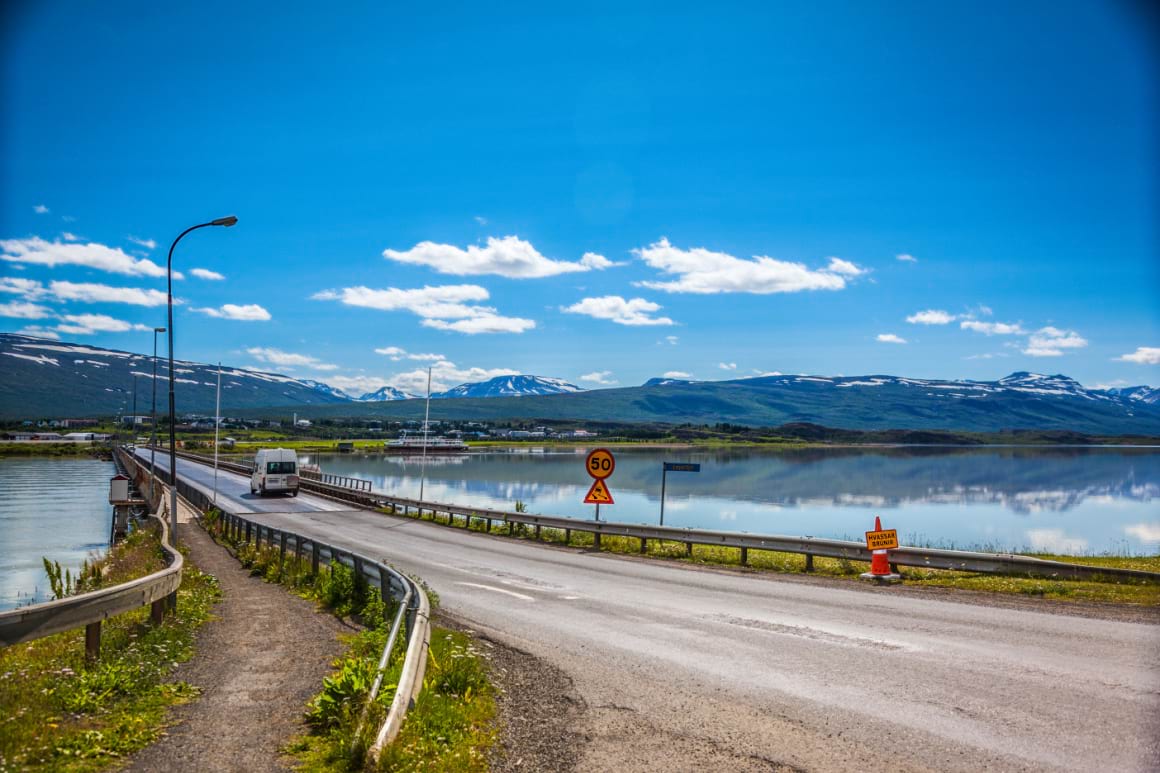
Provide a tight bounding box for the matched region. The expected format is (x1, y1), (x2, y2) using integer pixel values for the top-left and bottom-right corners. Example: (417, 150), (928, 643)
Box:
(124, 514), (350, 773)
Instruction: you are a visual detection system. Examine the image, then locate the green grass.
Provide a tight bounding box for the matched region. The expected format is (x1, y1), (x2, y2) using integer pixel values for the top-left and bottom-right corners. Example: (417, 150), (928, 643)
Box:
(201, 510), (497, 771)
(0, 523), (221, 772)
(382, 505), (1160, 606)
(0, 443), (108, 458)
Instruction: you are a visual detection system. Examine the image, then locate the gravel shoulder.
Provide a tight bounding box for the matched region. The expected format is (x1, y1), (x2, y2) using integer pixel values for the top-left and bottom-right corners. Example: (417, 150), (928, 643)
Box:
(122, 515), (350, 773)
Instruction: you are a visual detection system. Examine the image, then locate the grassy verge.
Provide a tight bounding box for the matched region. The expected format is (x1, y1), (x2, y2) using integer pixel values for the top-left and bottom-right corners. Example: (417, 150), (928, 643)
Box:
(382, 506), (1160, 606)
(200, 510), (496, 772)
(0, 521), (221, 772)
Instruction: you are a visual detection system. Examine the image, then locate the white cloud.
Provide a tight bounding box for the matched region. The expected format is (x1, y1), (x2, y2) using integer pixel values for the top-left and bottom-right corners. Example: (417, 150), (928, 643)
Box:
(0, 237), (170, 277)
(896, 253), (917, 263)
(192, 304), (271, 321)
(422, 314), (535, 334)
(315, 284), (532, 334)
(975, 304), (994, 317)
(127, 236), (157, 250)
(579, 252), (614, 270)
(1023, 327), (1087, 357)
(57, 313), (150, 335)
(383, 235), (610, 278)
(633, 238), (862, 294)
(191, 268), (225, 281)
(474, 216), (488, 226)
(665, 335), (678, 345)
(877, 333), (907, 344)
(374, 346), (408, 360)
(0, 277), (47, 299)
(825, 257), (865, 276)
(965, 353), (1009, 360)
(0, 301), (53, 319)
(61, 232), (80, 242)
(17, 325), (60, 340)
(247, 347), (336, 371)
(961, 319), (1025, 336)
(663, 371), (692, 379)
(49, 280), (169, 307)
(719, 362), (737, 370)
(33, 205), (49, 214)
(906, 309), (955, 325)
(580, 370), (618, 385)
(1117, 347), (1160, 365)
(407, 352), (445, 361)
(1124, 523), (1160, 543)
(1025, 528), (1088, 555)
(563, 295), (674, 326)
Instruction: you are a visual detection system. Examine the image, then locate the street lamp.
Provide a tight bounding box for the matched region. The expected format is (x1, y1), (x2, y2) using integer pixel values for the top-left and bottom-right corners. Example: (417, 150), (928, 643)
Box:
(149, 326), (166, 504)
(167, 216), (237, 546)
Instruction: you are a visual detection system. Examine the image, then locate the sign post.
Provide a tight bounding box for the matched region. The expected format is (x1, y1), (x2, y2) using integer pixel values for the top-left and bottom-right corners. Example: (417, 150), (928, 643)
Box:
(584, 448), (615, 520)
(660, 462), (700, 526)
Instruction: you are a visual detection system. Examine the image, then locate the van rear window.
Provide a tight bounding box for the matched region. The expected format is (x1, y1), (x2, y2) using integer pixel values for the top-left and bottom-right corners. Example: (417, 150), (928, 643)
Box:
(266, 461), (296, 474)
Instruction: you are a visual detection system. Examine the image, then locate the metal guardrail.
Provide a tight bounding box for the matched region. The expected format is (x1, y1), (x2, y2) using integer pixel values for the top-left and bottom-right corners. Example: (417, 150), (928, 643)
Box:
(167, 448), (1160, 582)
(154, 448), (430, 757)
(300, 469), (374, 492)
(0, 449), (182, 655)
(209, 507), (430, 755)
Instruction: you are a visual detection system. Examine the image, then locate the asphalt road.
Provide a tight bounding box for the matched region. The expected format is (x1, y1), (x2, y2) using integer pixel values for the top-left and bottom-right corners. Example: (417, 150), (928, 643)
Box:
(145, 450), (1160, 772)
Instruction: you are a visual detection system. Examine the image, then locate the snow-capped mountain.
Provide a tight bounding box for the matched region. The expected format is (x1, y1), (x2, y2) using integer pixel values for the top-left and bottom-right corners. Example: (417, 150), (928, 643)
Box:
(299, 379), (355, 401)
(0, 334), (354, 416)
(1103, 385), (1160, 405)
(434, 375), (582, 399)
(643, 377), (697, 386)
(358, 385), (418, 402)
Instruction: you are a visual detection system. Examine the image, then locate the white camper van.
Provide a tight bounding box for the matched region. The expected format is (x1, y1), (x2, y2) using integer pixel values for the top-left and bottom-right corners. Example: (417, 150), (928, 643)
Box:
(251, 448), (300, 496)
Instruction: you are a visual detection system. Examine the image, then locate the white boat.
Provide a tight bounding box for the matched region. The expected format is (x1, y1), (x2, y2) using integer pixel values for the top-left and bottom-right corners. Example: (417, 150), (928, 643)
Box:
(385, 432), (468, 454)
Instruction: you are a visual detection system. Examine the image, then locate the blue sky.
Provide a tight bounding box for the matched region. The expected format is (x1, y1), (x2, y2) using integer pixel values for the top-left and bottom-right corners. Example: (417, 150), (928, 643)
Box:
(2, 1), (1157, 397)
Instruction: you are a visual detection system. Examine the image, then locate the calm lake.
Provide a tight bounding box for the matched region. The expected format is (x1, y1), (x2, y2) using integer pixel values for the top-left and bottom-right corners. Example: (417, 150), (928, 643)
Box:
(303, 446), (1160, 556)
(0, 457), (114, 611)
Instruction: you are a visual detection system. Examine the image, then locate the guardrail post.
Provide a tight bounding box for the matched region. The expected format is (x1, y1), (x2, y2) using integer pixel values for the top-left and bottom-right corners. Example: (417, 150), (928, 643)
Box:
(640, 537), (647, 554)
(564, 528), (571, 545)
(279, 531), (287, 565)
(245, 521), (252, 543)
(151, 598), (165, 624)
(740, 547), (748, 566)
(294, 535), (302, 565)
(311, 542), (320, 575)
(508, 519), (515, 536)
(486, 518), (492, 533)
(594, 531), (602, 550)
(85, 621), (101, 661)
(805, 554), (814, 572)
(686, 542), (693, 557)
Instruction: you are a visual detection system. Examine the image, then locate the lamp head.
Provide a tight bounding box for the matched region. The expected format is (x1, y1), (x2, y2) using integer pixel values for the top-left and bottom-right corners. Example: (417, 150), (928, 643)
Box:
(211, 215), (238, 227)
(154, 327), (166, 333)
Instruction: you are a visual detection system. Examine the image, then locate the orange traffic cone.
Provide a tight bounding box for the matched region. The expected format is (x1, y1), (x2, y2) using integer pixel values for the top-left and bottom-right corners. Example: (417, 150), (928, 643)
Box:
(861, 515), (902, 583)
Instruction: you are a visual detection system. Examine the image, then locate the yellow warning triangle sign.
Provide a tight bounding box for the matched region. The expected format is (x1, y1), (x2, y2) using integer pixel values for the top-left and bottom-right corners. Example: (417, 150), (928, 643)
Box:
(583, 478), (614, 504)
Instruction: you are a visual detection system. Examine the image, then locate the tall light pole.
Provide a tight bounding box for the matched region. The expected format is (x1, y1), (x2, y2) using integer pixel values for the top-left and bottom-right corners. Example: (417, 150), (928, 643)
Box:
(150, 326), (166, 504)
(167, 216), (237, 546)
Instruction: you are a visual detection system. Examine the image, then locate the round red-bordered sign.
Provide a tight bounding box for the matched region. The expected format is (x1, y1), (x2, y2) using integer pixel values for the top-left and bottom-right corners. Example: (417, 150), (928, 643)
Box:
(585, 448), (615, 479)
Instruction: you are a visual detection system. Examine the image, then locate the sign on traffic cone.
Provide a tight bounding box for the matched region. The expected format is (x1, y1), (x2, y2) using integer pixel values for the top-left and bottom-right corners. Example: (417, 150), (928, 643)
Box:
(861, 515), (902, 583)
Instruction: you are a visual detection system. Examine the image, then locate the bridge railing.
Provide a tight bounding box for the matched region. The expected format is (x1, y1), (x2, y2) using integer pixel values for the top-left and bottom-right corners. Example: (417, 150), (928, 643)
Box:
(164, 447), (1160, 582)
(0, 448), (182, 656)
(147, 447), (430, 756)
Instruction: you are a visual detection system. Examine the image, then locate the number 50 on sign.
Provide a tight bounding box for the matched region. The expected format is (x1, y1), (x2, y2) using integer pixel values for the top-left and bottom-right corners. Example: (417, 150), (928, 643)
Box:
(586, 449), (615, 479)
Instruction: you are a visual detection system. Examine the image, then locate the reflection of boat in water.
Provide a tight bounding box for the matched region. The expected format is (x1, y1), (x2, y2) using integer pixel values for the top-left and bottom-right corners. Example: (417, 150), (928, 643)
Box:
(385, 432), (469, 454)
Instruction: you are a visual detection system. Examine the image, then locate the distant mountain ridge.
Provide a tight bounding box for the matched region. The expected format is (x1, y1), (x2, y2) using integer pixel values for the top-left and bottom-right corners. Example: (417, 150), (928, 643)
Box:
(2, 334), (1158, 434)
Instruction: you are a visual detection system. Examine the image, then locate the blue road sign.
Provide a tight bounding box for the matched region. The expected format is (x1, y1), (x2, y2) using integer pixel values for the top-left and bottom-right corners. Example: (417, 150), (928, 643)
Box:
(663, 463), (701, 472)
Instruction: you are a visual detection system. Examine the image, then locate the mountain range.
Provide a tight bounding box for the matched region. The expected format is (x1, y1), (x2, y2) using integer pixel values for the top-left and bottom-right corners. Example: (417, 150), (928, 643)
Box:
(2, 333), (1158, 434)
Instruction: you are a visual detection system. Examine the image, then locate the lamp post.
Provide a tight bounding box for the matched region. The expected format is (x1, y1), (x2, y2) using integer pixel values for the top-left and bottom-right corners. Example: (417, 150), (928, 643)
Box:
(167, 216), (237, 547)
(149, 326), (166, 504)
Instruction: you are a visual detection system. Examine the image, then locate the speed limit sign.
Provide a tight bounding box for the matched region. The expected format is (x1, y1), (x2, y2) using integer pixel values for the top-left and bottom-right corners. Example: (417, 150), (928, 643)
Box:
(585, 448), (615, 479)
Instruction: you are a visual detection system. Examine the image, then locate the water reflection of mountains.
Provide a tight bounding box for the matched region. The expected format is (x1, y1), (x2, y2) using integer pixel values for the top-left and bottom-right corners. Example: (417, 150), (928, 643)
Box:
(311, 447), (1160, 514)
